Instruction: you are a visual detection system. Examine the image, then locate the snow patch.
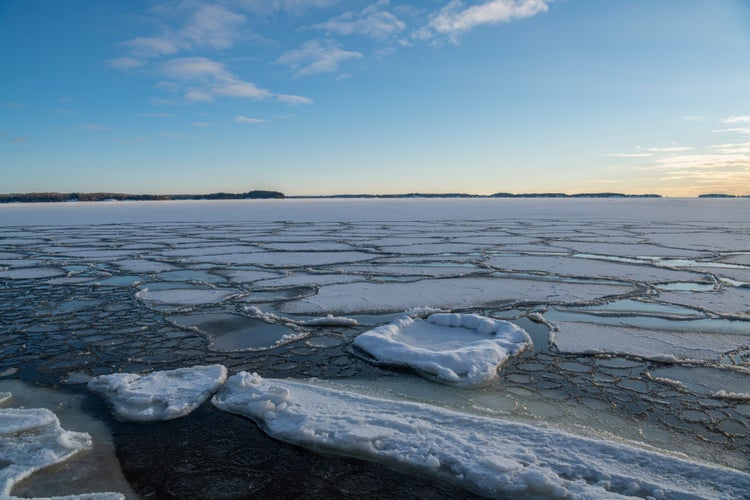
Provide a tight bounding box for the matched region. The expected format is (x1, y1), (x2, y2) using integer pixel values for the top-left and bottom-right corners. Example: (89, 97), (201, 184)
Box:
(303, 315), (358, 327)
(353, 313), (531, 386)
(88, 365), (227, 421)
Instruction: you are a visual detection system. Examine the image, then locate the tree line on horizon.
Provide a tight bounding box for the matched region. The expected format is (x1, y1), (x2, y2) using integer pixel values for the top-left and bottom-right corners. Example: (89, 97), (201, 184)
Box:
(0, 191), (285, 203)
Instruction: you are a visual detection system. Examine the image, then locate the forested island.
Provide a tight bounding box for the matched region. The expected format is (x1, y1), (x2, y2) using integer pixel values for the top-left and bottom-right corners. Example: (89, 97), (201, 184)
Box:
(0, 191), (285, 203)
(4, 192), (750, 203)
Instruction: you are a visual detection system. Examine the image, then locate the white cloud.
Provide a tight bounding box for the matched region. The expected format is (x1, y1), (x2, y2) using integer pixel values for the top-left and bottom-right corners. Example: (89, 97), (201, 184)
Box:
(115, 3), (247, 64)
(236, 0), (336, 16)
(235, 115), (269, 124)
(191, 121), (211, 127)
(121, 36), (180, 57)
(712, 127), (750, 135)
(159, 57), (312, 104)
(106, 57), (145, 70)
(644, 146), (692, 153)
(311, 1), (405, 39)
(417, 0), (550, 42)
(607, 153), (653, 158)
(709, 142), (750, 154)
(723, 115), (750, 124)
(275, 40), (363, 77)
(162, 57), (228, 80)
(181, 4), (246, 50)
(136, 112), (174, 118)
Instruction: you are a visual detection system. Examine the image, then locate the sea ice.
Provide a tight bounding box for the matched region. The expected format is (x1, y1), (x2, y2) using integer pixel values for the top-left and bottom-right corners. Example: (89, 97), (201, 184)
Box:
(135, 287), (241, 306)
(88, 365), (227, 421)
(0, 406), (123, 499)
(213, 373), (750, 499)
(353, 313), (531, 385)
(551, 322), (747, 362)
(280, 277), (635, 314)
(0, 267), (65, 279)
(168, 313), (306, 352)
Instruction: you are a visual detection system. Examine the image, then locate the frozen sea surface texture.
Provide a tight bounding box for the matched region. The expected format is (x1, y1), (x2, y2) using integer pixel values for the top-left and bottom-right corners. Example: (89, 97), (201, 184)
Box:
(0, 406), (123, 500)
(88, 365), (228, 421)
(353, 313), (531, 386)
(213, 373), (750, 499)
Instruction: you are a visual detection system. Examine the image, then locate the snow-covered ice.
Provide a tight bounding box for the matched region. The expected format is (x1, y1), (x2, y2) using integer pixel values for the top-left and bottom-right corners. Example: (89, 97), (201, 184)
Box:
(0, 406), (123, 499)
(213, 373), (750, 499)
(88, 365), (227, 421)
(354, 313), (531, 385)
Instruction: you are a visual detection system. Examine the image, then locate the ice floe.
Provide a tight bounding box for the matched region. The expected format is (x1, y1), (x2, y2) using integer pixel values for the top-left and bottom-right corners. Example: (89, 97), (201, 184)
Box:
(135, 287), (241, 306)
(551, 321), (748, 362)
(88, 365), (227, 421)
(0, 406), (123, 499)
(280, 277), (635, 314)
(168, 313), (307, 351)
(353, 313), (531, 385)
(213, 373), (750, 499)
(0, 267), (65, 279)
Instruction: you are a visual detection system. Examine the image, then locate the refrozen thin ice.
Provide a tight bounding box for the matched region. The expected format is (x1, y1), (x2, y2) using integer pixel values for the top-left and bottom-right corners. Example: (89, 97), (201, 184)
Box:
(88, 365), (227, 421)
(213, 373), (750, 499)
(353, 313), (531, 385)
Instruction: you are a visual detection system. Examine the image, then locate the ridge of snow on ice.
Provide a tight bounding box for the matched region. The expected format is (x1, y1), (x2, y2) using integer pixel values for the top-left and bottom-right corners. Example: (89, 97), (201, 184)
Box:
(0, 406), (124, 499)
(212, 373), (750, 499)
(88, 365), (227, 421)
(353, 313), (532, 386)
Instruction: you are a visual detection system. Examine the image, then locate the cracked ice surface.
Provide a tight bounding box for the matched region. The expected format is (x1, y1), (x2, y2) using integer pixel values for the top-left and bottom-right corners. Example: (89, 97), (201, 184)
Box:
(2, 199), (750, 498)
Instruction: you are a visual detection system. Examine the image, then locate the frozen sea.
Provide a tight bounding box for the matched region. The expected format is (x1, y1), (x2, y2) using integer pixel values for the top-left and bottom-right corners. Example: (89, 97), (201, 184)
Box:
(1, 198), (750, 499)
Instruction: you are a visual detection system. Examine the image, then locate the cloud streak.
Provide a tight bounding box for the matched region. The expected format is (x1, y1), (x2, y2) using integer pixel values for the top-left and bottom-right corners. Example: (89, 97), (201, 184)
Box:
(275, 40), (363, 77)
(310, 1), (405, 40)
(417, 0), (551, 42)
(160, 57), (312, 104)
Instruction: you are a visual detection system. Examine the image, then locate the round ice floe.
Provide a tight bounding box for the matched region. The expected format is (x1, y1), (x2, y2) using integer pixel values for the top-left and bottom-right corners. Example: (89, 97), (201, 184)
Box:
(0, 407), (123, 499)
(353, 313), (532, 386)
(88, 365), (228, 421)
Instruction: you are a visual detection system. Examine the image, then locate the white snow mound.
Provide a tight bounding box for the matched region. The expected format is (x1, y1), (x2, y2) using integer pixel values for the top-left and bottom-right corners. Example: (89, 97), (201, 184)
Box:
(213, 373), (750, 499)
(88, 365), (228, 421)
(353, 313), (532, 386)
(0, 407), (124, 499)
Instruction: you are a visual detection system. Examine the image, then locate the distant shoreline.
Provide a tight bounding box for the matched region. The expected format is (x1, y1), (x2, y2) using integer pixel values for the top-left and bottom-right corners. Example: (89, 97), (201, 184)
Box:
(1, 191), (748, 203)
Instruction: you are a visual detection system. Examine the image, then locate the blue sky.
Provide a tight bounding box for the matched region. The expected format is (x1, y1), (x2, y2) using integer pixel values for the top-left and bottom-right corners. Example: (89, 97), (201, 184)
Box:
(1, 0), (749, 196)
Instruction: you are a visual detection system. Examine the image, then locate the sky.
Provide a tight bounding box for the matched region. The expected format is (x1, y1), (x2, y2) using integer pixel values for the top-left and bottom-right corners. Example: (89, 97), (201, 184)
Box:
(1, 0), (750, 197)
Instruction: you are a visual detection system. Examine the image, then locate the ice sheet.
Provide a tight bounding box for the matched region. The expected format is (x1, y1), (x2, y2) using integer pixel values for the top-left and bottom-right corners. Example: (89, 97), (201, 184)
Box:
(135, 287), (241, 305)
(88, 365), (227, 421)
(280, 277), (635, 314)
(213, 373), (750, 499)
(0, 268), (65, 279)
(551, 322), (747, 362)
(353, 314), (531, 385)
